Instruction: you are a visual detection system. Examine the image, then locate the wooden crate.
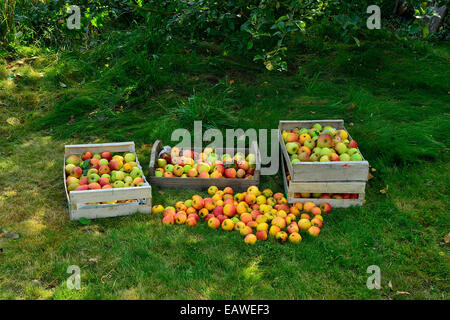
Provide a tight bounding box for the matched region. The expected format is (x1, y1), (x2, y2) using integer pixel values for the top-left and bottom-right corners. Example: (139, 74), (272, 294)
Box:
(148, 140), (261, 191)
(279, 119), (368, 208)
(279, 120), (369, 182)
(64, 142), (152, 220)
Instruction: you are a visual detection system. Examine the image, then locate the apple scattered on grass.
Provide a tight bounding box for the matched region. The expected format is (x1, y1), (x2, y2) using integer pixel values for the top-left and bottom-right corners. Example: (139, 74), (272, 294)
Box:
(155, 145), (256, 179)
(154, 186), (332, 245)
(282, 124), (363, 164)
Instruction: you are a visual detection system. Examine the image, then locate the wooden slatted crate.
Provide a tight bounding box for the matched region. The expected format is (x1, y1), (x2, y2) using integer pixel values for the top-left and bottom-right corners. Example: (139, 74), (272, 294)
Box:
(279, 120), (368, 208)
(148, 140), (261, 191)
(64, 142), (152, 220)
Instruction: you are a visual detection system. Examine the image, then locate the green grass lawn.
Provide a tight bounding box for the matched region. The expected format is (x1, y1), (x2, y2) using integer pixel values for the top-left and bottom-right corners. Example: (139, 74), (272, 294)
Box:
(0, 31), (449, 299)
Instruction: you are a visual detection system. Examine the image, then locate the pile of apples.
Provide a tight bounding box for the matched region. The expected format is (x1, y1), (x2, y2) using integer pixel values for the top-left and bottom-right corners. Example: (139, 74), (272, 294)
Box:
(152, 186), (332, 245)
(155, 146), (256, 179)
(65, 151), (145, 192)
(282, 123), (363, 164)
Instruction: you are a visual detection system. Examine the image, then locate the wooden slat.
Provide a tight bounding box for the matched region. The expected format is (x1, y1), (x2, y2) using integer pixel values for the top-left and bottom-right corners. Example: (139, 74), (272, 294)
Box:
(65, 142), (135, 156)
(70, 203), (144, 220)
(70, 185), (152, 204)
(287, 181), (366, 194)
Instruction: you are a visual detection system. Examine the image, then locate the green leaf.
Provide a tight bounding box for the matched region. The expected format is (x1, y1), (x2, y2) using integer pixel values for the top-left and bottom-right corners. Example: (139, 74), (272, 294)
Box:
(79, 218), (92, 225)
(247, 41), (253, 50)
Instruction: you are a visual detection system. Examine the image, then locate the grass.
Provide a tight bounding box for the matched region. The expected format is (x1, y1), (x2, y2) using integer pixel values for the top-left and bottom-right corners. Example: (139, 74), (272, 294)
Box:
(0, 29), (449, 300)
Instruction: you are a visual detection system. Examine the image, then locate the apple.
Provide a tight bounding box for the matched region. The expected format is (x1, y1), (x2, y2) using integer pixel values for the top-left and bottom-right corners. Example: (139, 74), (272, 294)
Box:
(256, 230), (267, 241)
(124, 153), (136, 163)
(100, 151), (112, 161)
(221, 219), (235, 231)
(157, 158), (167, 168)
(347, 148), (358, 156)
(207, 217), (220, 229)
(130, 167), (142, 179)
(240, 226), (253, 236)
(269, 225), (281, 237)
(79, 176), (88, 185)
(224, 168), (237, 178)
(298, 219), (312, 231)
(312, 123), (322, 132)
(351, 153), (363, 161)
(162, 214), (175, 225)
(304, 139), (315, 149)
(320, 202), (332, 214)
(244, 233), (257, 245)
(320, 155), (330, 162)
(175, 212), (187, 224)
(186, 217), (197, 226)
(152, 205), (164, 214)
(109, 160), (122, 171)
(75, 185), (89, 191)
(320, 147), (333, 157)
(187, 168), (198, 177)
(88, 173), (100, 183)
(286, 132), (299, 142)
(66, 155), (81, 166)
(298, 152), (310, 162)
(198, 171), (209, 178)
(335, 142), (347, 154)
(286, 142), (299, 155)
(348, 140), (358, 148)
(67, 182), (80, 191)
(276, 231), (288, 243)
(288, 232), (302, 243)
(88, 182), (101, 190)
(310, 153), (320, 162)
(98, 177), (110, 186)
(272, 217), (286, 229)
(287, 223), (299, 234)
(69, 166), (82, 178)
(339, 153), (351, 161)
(113, 181), (125, 188)
(317, 134), (333, 148)
(173, 165), (184, 177)
(198, 208), (209, 218)
(81, 151), (93, 161)
(223, 204), (236, 217)
(330, 153), (340, 161)
(311, 217), (323, 228)
(192, 195), (204, 210)
(308, 226), (321, 237)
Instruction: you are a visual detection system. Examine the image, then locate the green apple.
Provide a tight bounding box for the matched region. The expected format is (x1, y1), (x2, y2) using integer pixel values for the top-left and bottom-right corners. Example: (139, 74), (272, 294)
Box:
(320, 147), (333, 157)
(88, 173), (100, 183)
(286, 142), (299, 155)
(320, 155), (330, 162)
(183, 164), (192, 174)
(165, 164), (174, 173)
(157, 158), (167, 168)
(313, 147), (322, 155)
(310, 153), (320, 162)
(87, 168), (98, 176)
(130, 167), (143, 179)
(124, 153), (136, 163)
(350, 153), (363, 161)
(185, 199), (193, 208)
(99, 158), (109, 166)
(113, 181), (125, 188)
(335, 142), (347, 155)
(339, 153), (351, 161)
(292, 158), (300, 164)
(347, 148), (358, 156)
(312, 123), (322, 132)
(299, 128), (309, 135)
(93, 153), (101, 160)
(101, 173), (111, 179)
(124, 176), (133, 184)
(304, 139), (315, 149)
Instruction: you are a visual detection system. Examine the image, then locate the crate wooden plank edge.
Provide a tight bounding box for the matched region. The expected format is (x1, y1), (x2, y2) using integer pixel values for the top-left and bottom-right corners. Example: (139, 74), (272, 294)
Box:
(278, 120), (369, 182)
(148, 140), (261, 191)
(64, 141), (152, 220)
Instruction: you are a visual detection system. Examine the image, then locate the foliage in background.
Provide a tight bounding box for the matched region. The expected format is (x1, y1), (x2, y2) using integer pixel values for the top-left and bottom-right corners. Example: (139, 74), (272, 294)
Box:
(1, 0), (449, 68)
